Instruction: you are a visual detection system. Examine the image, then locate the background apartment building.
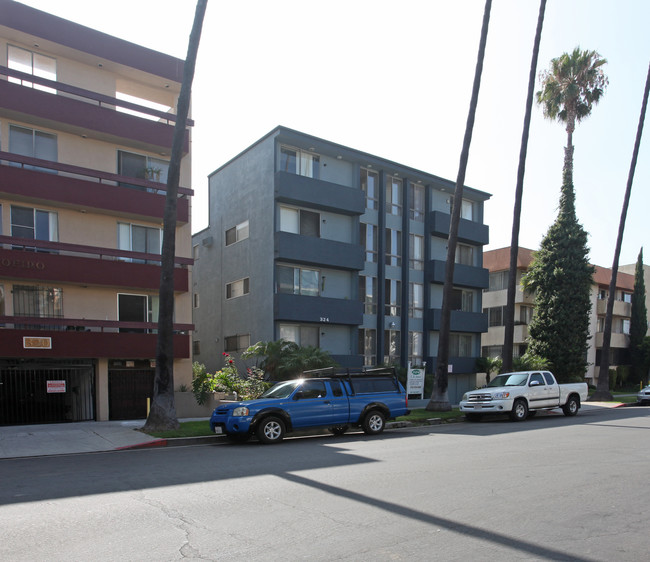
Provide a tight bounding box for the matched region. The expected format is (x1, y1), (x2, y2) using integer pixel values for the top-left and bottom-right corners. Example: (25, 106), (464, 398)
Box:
(0, 1), (193, 424)
(482, 247), (635, 385)
(192, 127), (490, 404)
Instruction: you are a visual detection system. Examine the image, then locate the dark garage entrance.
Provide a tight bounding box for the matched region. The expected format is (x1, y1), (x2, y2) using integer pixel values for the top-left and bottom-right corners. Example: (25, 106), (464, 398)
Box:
(0, 360), (95, 426)
(108, 365), (155, 420)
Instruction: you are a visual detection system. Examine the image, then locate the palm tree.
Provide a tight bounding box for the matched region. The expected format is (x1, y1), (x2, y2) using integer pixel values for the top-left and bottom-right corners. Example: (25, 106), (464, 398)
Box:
(426, 0), (492, 412)
(593, 63), (650, 401)
(144, 0), (207, 432)
(502, 0), (546, 372)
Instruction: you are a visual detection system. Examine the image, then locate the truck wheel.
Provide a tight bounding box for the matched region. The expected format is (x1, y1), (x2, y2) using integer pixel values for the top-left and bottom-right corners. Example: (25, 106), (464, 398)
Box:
(256, 416), (285, 444)
(328, 425), (349, 436)
(562, 395), (580, 417)
(509, 399), (528, 422)
(465, 413), (482, 422)
(362, 410), (385, 435)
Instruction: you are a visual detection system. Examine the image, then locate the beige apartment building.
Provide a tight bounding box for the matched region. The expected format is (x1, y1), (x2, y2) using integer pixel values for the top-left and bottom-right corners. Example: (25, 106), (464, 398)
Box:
(0, 1), (193, 424)
(482, 247), (634, 385)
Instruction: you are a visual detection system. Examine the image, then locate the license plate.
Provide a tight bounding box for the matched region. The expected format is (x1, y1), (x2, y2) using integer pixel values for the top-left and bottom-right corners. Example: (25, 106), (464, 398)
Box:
(213, 426), (223, 434)
(474, 405), (482, 410)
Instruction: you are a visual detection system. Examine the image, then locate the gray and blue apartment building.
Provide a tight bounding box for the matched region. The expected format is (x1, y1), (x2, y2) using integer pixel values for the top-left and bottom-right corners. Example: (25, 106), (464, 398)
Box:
(192, 127), (490, 401)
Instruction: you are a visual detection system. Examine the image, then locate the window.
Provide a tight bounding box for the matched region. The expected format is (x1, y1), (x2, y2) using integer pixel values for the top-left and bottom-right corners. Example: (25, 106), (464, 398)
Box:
(486, 306), (504, 327)
(622, 292), (632, 303)
(450, 334), (473, 357)
(299, 380), (327, 399)
(488, 270), (508, 292)
(385, 228), (402, 267)
(226, 220), (249, 246)
(192, 244), (200, 260)
(361, 223), (378, 262)
(279, 207), (320, 237)
(359, 276), (377, 314)
(117, 150), (169, 191)
(117, 223), (161, 263)
(455, 244), (474, 266)
(409, 283), (423, 318)
(280, 324), (319, 347)
(386, 176), (403, 216)
(277, 265), (319, 296)
(224, 334), (251, 352)
(520, 306), (534, 325)
(193, 340), (201, 355)
(13, 285), (63, 318)
(8, 45), (56, 93)
(461, 199), (474, 221)
(451, 288), (473, 312)
(410, 183), (425, 221)
(622, 319), (631, 335)
(530, 373), (545, 386)
(385, 279), (401, 316)
(193, 293), (200, 308)
(11, 206), (58, 250)
(409, 234), (424, 270)
(360, 168), (379, 210)
(280, 146), (320, 179)
(409, 331), (423, 365)
(598, 289), (607, 300)
(482, 345), (503, 359)
(359, 329), (376, 366)
(597, 317), (605, 332)
(118, 293), (158, 333)
(331, 380), (344, 397)
(226, 278), (250, 299)
(9, 125), (57, 170)
(384, 330), (401, 365)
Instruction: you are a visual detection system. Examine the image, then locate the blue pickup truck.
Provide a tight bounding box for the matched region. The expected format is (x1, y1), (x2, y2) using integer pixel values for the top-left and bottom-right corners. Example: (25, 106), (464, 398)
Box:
(209, 368), (410, 444)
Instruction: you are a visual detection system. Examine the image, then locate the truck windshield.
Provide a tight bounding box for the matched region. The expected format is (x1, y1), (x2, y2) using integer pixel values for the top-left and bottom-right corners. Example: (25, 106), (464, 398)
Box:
(260, 380), (300, 399)
(487, 374), (529, 387)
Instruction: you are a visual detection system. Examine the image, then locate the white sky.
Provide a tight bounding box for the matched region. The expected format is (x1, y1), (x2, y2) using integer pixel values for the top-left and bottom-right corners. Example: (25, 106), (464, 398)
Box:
(16, 0), (650, 268)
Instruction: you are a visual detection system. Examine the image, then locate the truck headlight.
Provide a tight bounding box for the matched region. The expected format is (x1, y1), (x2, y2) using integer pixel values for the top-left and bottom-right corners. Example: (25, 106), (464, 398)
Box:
(492, 392), (510, 400)
(232, 407), (249, 417)
(462, 393), (468, 402)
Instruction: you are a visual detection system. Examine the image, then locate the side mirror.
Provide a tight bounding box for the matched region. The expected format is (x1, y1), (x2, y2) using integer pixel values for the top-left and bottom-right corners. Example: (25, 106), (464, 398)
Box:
(529, 380), (540, 386)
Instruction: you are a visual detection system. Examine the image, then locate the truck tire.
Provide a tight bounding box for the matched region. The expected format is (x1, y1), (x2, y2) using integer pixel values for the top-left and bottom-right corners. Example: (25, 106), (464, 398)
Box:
(509, 399), (528, 422)
(562, 395), (580, 417)
(256, 416), (285, 444)
(362, 410), (385, 435)
(465, 413), (482, 422)
(328, 425), (349, 436)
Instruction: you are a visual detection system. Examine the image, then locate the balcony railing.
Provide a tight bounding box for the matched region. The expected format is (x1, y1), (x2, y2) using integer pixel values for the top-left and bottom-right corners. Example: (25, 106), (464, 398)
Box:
(0, 65), (193, 127)
(0, 152), (193, 197)
(0, 315), (193, 333)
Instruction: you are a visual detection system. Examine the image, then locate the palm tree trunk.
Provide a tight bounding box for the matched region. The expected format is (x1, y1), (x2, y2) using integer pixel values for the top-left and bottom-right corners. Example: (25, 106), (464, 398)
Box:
(426, 0), (492, 411)
(503, 0), (546, 372)
(144, 0), (207, 432)
(591, 61), (650, 401)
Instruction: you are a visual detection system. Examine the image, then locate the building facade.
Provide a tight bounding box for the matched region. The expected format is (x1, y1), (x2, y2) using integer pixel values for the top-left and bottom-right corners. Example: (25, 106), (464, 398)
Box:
(481, 247), (635, 384)
(0, 2), (193, 424)
(192, 127), (490, 403)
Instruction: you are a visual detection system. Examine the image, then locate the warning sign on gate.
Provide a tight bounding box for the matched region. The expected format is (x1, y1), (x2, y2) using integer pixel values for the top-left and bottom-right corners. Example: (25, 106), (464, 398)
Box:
(47, 380), (66, 393)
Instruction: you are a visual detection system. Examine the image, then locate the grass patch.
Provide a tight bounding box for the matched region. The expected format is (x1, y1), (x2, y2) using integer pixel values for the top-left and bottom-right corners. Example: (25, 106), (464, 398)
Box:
(398, 407), (464, 423)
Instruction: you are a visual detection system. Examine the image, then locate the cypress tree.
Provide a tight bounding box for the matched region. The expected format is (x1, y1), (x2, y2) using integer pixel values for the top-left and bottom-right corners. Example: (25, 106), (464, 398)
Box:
(630, 248), (648, 383)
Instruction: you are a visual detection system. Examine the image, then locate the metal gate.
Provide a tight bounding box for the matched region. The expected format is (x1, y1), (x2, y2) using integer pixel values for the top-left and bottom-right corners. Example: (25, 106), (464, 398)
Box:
(0, 360), (95, 425)
(108, 369), (155, 420)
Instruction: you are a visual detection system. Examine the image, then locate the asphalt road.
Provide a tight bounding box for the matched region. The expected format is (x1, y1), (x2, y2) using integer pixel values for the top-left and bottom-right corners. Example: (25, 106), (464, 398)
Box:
(1, 404), (648, 561)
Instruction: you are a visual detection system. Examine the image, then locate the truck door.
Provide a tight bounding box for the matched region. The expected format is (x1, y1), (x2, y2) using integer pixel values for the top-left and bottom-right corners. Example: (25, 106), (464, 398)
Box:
(528, 372), (553, 408)
(290, 380), (335, 428)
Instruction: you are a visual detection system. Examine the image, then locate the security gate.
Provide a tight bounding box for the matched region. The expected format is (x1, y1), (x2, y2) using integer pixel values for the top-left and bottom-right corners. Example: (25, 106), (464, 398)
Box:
(108, 368), (155, 420)
(0, 360), (95, 425)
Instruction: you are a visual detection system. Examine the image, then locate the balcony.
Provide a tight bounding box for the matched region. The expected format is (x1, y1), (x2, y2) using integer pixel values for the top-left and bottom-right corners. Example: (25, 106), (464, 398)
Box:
(0, 316), (192, 359)
(275, 231), (364, 271)
(0, 67), (191, 154)
(274, 293), (363, 325)
(595, 332), (629, 349)
(428, 210), (489, 245)
(596, 299), (632, 317)
(0, 153), (191, 224)
(275, 172), (365, 216)
(425, 309), (488, 333)
(0, 239), (191, 292)
(426, 259), (489, 289)
(484, 324), (530, 346)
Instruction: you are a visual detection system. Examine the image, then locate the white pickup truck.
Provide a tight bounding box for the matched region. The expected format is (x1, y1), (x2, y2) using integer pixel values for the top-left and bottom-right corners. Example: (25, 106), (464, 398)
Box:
(459, 371), (589, 422)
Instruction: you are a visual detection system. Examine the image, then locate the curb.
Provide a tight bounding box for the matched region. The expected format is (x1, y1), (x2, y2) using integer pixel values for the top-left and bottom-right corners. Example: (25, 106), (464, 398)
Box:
(115, 435), (220, 451)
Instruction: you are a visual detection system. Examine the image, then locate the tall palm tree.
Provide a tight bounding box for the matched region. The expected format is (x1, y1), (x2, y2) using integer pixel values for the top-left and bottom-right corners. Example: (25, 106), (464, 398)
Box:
(502, 0), (546, 372)
(426, 0), (492, 412)
(144, 0), (207, 432)
(593, 63), (650, 401)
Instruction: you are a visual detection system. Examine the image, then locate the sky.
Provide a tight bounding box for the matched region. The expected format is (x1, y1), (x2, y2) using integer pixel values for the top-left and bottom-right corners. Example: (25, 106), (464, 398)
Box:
(16, 0), (650, 268)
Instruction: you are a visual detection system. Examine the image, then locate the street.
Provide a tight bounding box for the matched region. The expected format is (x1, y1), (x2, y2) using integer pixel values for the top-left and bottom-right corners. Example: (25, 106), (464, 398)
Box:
(1, 404), (648, 561)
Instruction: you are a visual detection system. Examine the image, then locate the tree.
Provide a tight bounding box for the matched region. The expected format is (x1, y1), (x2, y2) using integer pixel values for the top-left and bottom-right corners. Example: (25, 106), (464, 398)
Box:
(594, 63), (650, 399)
(144, 0), (207, 432)
(522, 48), (608, 384)
(502, 0), (546, 372)
(426, 0), (492, 412)
(630, 249), (649, 384)
(242, 340), (337, 380)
